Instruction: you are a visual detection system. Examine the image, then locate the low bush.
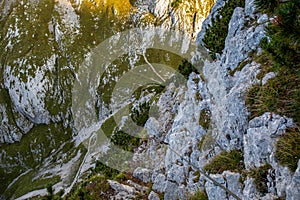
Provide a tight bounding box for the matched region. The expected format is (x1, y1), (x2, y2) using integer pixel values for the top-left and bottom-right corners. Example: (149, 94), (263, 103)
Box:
(177, 59), (199, 78)
(203, 0), (245, 59)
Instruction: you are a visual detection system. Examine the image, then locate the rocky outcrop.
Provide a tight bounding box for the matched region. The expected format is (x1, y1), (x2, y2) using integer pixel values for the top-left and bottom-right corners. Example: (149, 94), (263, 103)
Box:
(129, 0), (299, 199)
(243, 113), (299, 199)
(132, 0), (215, 38)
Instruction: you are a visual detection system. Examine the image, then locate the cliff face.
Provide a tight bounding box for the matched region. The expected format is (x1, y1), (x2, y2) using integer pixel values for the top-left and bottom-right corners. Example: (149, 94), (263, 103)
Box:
(0, 0), (299, 199)
(0, 0), (212, 198)
(124, 0), (300, 199)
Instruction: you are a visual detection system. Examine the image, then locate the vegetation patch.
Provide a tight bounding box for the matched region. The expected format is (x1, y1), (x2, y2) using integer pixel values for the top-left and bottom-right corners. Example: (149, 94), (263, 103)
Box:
(199, 109), (211, 130)
(193, 171), (201, 183)
(189, 190), (208, 200)
(204, 150), (244, 174)
(177, 59), (199, 79)
(276, 128), (300, 172)
(202, 0), (245, 59)
(101, 116), (118, 138)
(130, 102), (151, 127)
(249, 163), (272, 195)
(171, 0), (183, 8)
(65, 175), (113, 200)
(4, 171), (61, 199)
(111, 130), (142, 152)
(93, 160), (121, 179)
(246, 0), (300, 126)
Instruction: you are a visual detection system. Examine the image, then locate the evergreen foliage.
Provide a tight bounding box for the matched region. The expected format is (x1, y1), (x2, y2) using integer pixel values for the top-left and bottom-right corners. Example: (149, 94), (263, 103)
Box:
(246, 0), (300, 173)
(111, 130), (142, 152)
(177, 59), (199, 78)
(254, 0), (279, 14)
(202, 0), (245, 59)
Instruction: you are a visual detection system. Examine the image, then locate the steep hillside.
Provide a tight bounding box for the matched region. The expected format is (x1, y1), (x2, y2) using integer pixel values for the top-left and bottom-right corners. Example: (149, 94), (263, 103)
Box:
(0, 0), (299, 200)
(0, 0), (214, 199)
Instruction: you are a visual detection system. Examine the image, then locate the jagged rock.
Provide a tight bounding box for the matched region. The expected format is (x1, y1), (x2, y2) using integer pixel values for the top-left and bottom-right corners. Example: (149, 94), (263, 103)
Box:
(126, 180), (148, 193)
(223, 171), (243, 200)
(245, 0), (257, 18)
(152, 173), (166, 193)
(167, 164), (186, 185)
(222, 7), (265, 71)
(148, 191), (160, 200)
(286, 161), (300, 200)
(133, 167), (152, 183)
(243, 177), (258, 199)
(205, 174), (227, 200)
(164, 181), (179, 200)
(204, 171), (242, 200)
(145, 117), (161, 137)
(108, 180), (137, 200)
(262, 72), (276, 85)
(3, 56), (56, 125)
(257, 14), (269, 24)
(244, 113), (294, 169)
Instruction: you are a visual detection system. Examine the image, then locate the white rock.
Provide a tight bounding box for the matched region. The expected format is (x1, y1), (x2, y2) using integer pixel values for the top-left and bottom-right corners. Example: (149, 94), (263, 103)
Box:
(262, 72), (276, 85)
(148, 191), (160, 200)
(133, 167), (152, 183)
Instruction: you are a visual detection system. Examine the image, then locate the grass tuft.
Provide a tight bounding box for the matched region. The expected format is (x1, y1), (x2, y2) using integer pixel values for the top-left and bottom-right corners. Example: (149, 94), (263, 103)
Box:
(204, 150), (244, 174)
(249, 163), (272, 195)
(276, 128), (300, 172)
(189, 190), (208, 200)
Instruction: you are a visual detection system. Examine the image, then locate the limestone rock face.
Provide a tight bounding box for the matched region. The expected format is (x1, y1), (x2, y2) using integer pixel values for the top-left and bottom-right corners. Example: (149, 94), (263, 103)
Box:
(108, 180), (138, 200)
(133, 167), (152, 183)
(133, 0), (215, 38)
(1, 0), (299, 199)
(244, 113), (294, 169)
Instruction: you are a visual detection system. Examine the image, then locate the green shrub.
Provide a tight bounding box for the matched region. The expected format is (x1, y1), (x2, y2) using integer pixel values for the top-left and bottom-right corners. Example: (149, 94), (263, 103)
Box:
(276, 128), (300, 172)
(246, 64), (300, 125)
(67, 175), (112, 200)
(254, 0), (279, 14)
(111, 130), (142, 152)
(46, 184), (53, 200)
(177, 59), (199, 78)
(249, 163), (272, 195)
(94, 160), (120, 179)
(131, 102), (151, 127)
(204, 150), (244, 174)
(246, 0), (300, 129)
(203, 0), (245, 59)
